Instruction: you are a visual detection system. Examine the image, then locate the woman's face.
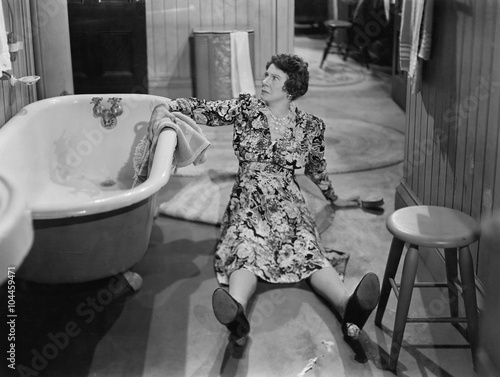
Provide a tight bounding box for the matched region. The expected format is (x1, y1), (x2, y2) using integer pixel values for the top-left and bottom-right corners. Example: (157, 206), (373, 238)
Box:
(261, 64), (289, 104)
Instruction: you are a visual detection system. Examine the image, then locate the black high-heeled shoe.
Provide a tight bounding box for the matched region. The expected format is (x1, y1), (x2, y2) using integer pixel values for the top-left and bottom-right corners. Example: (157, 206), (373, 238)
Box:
(342, 272), (380, 339)
(212, 288), (250, 345)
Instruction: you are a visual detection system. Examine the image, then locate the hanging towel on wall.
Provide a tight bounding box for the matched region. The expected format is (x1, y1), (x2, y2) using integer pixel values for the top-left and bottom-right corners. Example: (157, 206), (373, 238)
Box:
(399, 0), (434, 93)
(399, 0), (423, 74)
(418, 0), (434, 61)
(230, 31), (255, 98)
(0, 2), (12, 71)
(383, 0), (398, 22)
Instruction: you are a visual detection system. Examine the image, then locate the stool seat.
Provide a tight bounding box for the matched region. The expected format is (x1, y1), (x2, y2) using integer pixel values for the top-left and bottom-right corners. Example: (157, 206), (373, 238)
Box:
(324, 19), (352, 29)
(376, 205), (481, 372)
(387, 205), (480, 248)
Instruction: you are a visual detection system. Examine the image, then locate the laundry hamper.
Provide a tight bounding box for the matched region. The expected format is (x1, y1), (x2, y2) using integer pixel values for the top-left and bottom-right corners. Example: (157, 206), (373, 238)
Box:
(192, 29), (255, 100)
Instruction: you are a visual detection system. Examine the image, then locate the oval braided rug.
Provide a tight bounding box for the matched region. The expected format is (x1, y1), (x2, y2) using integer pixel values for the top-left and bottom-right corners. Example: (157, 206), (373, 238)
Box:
(294, 45), (367, 87)
(308, 60), (366, 87)
(174, 118), (404, 176)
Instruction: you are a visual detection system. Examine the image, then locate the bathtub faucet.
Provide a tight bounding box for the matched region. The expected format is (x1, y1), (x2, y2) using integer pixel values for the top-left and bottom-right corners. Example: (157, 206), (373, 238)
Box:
(91, 97), (104, 116)
(108, 97), (123, 116)
(91, 97), (122, 129)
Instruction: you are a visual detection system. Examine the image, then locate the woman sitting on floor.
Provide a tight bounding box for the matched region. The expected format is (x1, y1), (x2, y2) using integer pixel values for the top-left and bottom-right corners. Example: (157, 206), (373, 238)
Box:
(158, 53), (380, 361)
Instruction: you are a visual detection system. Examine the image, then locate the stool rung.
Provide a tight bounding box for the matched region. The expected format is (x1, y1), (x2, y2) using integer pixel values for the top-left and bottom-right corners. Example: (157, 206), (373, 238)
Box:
(389, 279), (455, 300)
(406, 317), (468, 324)
(389, 278), (399, 298)
(413, 282), (449, 288)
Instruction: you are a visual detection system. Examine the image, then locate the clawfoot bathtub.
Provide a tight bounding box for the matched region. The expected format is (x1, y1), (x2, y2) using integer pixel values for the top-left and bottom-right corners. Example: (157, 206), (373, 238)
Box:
(0, 94), (176, 287)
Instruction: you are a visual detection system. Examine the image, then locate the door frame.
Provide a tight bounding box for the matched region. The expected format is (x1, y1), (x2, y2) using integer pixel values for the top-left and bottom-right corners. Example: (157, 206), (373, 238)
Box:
(30, 0), (149, 98)
(67, 0), (148, 94)
(30, 0), (74, 99)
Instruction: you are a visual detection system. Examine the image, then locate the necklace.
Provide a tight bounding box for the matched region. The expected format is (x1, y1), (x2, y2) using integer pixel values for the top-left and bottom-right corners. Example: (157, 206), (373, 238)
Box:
(267, 106), (295, 131)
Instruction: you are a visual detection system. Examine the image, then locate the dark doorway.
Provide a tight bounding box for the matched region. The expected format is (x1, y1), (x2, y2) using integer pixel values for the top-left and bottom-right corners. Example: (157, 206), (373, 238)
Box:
(67, 0), (148, 94)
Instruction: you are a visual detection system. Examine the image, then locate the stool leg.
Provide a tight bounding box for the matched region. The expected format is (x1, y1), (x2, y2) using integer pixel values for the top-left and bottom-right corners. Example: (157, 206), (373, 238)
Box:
(320, 28), (335, 68)
(444, 248), (459, 319)
(375, 237), (405, 327)
(458, 246), (479, 370)
(361, 46), (370, 69)
(389, 244), (419, 372)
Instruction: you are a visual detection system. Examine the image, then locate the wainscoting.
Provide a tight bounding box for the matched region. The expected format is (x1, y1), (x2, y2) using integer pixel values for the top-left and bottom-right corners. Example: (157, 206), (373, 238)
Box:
(398, 0), (499, 286)
(145, 0), (294, 97)
(0, 0), (36, 126)
(1, 0), (294, 126)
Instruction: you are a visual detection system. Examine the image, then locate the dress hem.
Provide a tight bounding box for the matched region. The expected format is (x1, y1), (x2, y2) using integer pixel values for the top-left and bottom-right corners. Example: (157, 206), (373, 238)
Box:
(216, 264), (336, 286)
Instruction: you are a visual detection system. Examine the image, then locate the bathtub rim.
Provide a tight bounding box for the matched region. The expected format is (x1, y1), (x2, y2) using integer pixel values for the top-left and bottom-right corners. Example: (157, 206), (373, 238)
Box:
(30, 130), (177, 219)
(0, 94), (178, 220)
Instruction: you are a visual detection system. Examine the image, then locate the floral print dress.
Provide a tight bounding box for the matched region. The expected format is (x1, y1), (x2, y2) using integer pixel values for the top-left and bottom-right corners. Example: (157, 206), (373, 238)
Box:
(166, 93), (339, 285)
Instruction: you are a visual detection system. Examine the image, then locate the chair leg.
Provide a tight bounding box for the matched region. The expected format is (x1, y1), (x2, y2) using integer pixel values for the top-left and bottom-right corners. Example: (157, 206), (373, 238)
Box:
(458, 246), (479, 370)
(375, 237), (405, 327)
(389, 244), (419, 372)
(320, 28), (334, 68)
(343, 44), (350, 62)
(361, 46), (370, 69)
(444, 248), (459, 318)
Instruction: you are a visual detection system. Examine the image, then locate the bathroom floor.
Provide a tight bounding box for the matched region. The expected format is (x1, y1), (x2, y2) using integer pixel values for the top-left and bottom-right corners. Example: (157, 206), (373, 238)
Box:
(0, 35), (478, 377)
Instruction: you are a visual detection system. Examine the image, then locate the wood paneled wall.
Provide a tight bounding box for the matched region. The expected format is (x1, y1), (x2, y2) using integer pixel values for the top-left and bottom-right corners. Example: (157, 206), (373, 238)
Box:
(1, 0), (37, 126)
(398, 0), (500, 288)
(2, 0), (294, 123)
(145, 0), (294, 97)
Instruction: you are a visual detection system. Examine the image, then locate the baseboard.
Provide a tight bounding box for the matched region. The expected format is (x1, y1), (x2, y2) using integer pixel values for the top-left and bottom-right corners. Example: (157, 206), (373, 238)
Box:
(395, 180), (422, 209)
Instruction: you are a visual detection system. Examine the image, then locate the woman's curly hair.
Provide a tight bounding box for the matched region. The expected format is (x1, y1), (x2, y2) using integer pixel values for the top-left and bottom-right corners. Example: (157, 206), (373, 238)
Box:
(266, 54), (309, 100)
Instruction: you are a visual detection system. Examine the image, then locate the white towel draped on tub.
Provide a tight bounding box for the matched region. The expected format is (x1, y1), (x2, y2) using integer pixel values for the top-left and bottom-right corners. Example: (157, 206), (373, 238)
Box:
(230, 31), (255, 98)
(132, 104), (210, 187)
(0, 1), (12, 71)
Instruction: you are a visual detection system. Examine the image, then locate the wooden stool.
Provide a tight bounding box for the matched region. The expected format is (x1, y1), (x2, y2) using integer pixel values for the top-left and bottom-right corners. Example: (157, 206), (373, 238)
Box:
(374, 205), (481, 372)
(320, 19), (352, 68)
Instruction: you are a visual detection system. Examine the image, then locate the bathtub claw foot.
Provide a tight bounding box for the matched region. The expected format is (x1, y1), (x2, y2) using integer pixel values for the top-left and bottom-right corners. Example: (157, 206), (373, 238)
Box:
(123, 271), (143, 291)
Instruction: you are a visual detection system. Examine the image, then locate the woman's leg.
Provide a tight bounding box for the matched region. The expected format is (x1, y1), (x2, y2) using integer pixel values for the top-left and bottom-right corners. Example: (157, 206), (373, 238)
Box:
(229, 269), (258, 311)
(310, 267), (380, 344)
(309, 267), (350, 315)
(212, 269), (257, 345)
